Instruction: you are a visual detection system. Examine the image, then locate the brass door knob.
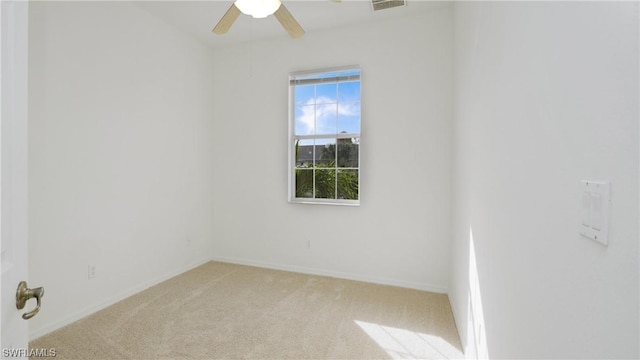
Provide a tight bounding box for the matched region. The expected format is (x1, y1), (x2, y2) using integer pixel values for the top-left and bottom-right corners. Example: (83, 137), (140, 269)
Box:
(16, 281), (44, 320)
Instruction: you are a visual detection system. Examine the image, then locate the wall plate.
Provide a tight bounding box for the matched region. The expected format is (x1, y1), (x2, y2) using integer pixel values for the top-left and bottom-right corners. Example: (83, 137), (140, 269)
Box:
(579, 180), (610, 246)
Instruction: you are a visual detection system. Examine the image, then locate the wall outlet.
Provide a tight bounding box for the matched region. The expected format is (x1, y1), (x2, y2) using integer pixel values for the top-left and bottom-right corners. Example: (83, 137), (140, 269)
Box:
(88, 265), (97, 279)
(306, 240), (311, 249)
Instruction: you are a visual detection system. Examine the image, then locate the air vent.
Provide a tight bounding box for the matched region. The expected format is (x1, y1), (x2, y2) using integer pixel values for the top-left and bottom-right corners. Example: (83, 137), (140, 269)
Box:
(371, 0), (406, 11)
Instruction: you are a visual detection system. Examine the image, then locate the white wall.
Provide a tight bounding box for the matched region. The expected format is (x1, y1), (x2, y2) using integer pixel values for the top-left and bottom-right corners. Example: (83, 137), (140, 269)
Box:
(28, 2), (216, 338)
(450, 2), (639, 359)
(210, 6), (453, 292)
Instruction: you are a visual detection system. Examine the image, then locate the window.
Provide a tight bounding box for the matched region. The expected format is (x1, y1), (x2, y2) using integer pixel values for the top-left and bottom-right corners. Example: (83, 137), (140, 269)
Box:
(288, 66), (361, 205)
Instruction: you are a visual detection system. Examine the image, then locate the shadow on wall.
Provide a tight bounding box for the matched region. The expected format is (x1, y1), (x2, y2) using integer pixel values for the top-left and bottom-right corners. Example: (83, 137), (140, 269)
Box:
(467, 228), (489, 359)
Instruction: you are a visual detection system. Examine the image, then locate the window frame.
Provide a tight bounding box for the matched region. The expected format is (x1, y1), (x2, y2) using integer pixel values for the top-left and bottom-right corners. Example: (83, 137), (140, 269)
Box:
(288, 65), (362, 206)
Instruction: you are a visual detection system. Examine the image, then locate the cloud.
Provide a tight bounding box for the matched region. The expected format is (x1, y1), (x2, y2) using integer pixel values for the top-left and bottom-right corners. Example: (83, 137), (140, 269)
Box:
(297, 96), (358, 135)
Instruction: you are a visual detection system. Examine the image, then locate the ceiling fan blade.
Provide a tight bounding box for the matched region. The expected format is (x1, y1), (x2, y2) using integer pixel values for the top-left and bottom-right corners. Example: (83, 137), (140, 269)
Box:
(274, 3), (305, 39)
(212, 4), (242, 34)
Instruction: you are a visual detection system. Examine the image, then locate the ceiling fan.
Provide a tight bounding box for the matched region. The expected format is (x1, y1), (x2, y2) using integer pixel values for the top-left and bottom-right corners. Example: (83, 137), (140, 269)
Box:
(212, 0), (339, 39)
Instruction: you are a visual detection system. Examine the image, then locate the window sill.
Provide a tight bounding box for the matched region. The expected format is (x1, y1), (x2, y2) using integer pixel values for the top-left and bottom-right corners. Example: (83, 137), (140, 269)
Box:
(289, 199), (360, 207)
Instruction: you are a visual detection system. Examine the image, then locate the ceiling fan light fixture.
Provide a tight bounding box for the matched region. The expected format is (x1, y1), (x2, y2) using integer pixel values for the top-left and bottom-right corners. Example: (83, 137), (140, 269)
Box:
(234, 0), (282, 18)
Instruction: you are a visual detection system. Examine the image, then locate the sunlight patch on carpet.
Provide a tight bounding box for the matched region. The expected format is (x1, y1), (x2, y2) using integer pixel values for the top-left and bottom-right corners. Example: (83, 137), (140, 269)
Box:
(355, 320), (464, 359)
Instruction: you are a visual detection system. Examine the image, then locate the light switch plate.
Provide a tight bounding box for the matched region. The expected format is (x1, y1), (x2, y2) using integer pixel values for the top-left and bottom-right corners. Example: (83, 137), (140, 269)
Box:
(579, 180), (610, 246)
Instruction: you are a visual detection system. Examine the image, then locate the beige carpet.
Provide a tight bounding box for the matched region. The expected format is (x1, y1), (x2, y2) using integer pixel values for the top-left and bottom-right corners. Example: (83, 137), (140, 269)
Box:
(30, 262), (463, 359)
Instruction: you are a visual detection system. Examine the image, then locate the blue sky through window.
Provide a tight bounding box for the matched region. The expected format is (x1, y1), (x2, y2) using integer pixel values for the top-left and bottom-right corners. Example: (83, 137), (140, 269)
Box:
(294, 71), (361, 136)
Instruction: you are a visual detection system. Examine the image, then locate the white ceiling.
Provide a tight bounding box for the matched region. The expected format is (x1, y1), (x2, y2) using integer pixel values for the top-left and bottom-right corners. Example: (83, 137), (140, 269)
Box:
(134, 0), (450, 48)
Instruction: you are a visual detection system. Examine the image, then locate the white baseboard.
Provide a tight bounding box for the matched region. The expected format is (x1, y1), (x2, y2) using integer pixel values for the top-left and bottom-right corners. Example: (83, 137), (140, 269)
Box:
(29, 258), (211, 341)
(210, 255), (449, 294)
(30, 256), (450, 341)
(448, 293), (469, 358)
